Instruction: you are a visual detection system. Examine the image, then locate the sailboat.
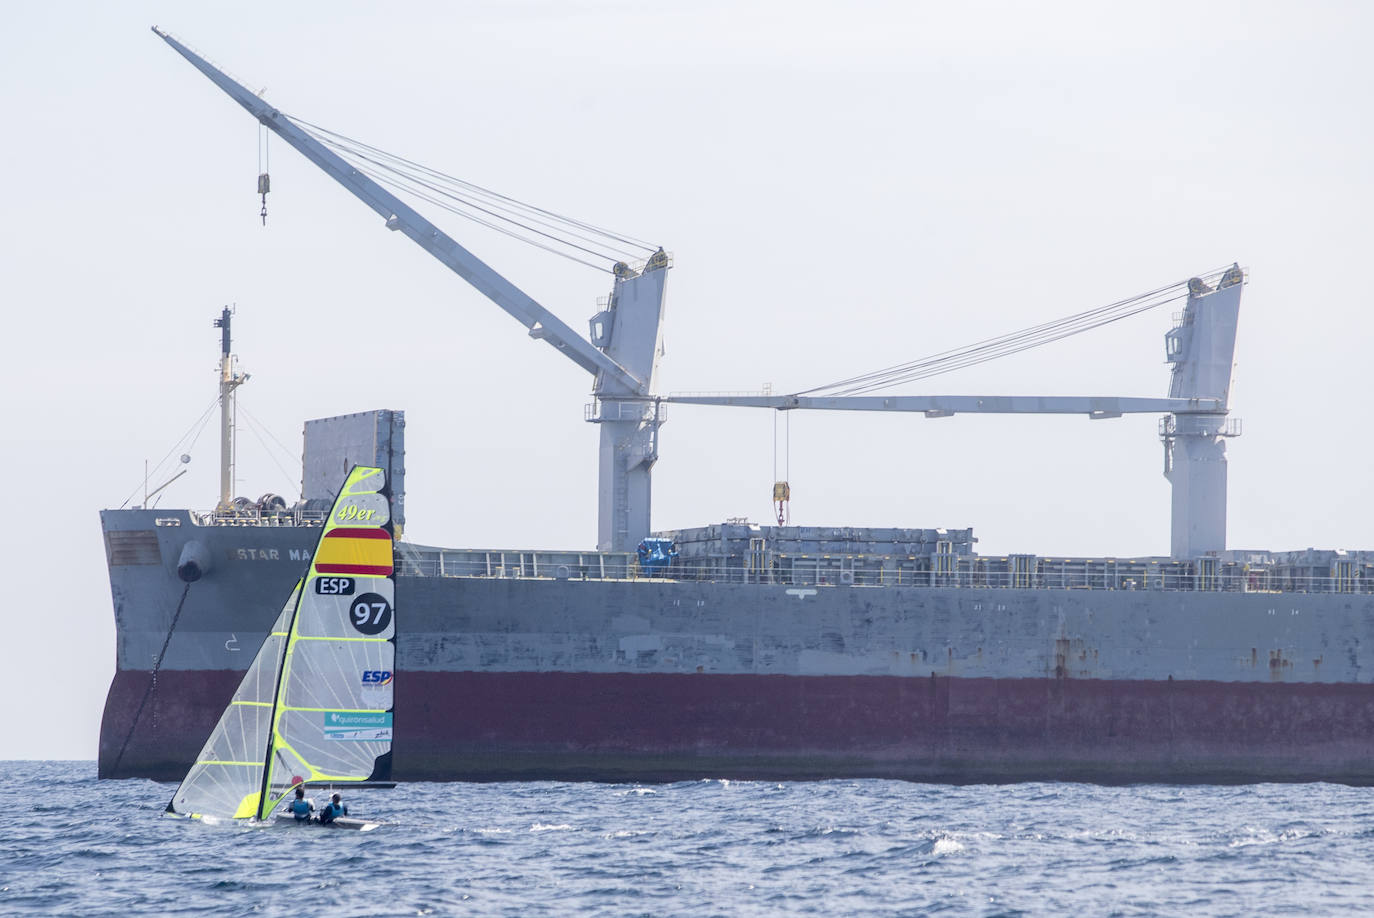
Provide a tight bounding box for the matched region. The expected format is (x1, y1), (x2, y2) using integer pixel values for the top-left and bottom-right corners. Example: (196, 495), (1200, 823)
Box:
(166, 465), (396, 830)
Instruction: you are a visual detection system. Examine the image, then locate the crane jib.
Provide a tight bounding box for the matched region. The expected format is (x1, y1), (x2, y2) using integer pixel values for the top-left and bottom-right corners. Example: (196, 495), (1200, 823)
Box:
(151, 26), (643, 395)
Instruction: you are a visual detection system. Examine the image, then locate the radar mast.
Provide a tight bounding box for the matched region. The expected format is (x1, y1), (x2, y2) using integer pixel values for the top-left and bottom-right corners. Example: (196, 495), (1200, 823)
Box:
(214, 307), (248, 510)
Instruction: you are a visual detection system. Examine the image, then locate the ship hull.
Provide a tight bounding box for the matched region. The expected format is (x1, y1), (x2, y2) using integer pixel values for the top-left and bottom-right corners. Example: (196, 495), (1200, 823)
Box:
(100, 508), (1374, 784)
(101, 667), (1374, 783)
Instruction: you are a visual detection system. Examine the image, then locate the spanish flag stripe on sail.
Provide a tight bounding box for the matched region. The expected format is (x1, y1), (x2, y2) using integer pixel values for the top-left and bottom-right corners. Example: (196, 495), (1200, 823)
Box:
(313, 527), (394, 576)
(316, 563), (393, 575)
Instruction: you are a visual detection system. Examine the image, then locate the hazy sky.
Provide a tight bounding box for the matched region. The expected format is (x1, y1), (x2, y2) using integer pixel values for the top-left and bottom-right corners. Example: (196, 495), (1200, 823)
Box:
(3, 1), (1371, 759)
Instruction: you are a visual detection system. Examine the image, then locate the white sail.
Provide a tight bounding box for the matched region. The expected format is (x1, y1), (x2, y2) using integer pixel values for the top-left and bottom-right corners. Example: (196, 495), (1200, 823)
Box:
(259, 466), (395, 818)
(167, 465), (396, 822)
(167, 586), (301, 819)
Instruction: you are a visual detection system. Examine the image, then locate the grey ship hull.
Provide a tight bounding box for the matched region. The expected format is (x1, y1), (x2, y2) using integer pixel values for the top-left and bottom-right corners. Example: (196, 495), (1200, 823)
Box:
(100, 507), (1374, 783)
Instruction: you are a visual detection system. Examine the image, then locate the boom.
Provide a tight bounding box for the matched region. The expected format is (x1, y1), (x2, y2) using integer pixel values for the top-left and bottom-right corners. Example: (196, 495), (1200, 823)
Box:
(667, 394), (1222, 417)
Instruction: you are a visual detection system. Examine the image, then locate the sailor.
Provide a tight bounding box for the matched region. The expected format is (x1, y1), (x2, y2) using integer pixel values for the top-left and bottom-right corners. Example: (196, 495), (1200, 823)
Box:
(319, 793), (349, 825)
(287, 786), (315, 822)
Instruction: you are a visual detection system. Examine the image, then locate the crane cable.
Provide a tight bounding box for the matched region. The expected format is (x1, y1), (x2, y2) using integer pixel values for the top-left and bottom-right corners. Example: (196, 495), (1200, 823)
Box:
(301, 119), (657, 252)
(289, 115), (657, 271)
(332, 145), (626, 270)
(796, 268), (1234, 397)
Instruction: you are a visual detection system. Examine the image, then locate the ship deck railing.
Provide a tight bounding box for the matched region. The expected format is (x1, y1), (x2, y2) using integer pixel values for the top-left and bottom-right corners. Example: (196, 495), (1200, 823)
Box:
(393, 547), (1374, 595)
(191, 508), (328, 527)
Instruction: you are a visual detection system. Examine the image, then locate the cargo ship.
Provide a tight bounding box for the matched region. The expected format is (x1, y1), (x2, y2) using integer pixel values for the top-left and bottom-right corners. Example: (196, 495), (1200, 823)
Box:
(100, 30), (1374, 784)
(99, 381), (1374, 784)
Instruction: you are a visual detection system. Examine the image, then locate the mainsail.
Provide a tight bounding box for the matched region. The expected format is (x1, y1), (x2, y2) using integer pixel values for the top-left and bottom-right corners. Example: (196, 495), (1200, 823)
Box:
(168, 466), (395, 821)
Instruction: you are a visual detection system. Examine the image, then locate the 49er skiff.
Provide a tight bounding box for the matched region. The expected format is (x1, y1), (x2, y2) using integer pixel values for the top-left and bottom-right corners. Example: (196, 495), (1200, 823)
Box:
(165, 467), (395, 830)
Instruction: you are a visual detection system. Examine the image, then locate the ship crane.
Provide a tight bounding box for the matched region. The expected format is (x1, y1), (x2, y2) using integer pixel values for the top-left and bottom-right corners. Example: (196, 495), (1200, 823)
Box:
(669, 266), (1245, 558)
(154, 27), (668, 554)
(154, 28), (1241, 560)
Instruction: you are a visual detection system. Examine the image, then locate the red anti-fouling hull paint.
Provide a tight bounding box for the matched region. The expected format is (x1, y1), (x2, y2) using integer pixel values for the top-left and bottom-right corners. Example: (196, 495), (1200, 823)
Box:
(99, 669), (1374, 784)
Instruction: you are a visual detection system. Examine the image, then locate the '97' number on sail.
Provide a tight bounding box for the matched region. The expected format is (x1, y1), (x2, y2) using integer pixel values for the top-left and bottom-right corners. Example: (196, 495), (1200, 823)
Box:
(349, 593), (392, 635)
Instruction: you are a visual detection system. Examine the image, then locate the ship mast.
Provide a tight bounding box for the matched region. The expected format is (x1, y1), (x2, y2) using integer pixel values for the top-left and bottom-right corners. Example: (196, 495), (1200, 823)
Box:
(214, 307), (248, 510)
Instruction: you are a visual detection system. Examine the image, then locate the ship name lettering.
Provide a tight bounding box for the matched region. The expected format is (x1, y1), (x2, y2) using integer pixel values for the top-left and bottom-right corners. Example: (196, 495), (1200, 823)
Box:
(234, 548), (282, 561)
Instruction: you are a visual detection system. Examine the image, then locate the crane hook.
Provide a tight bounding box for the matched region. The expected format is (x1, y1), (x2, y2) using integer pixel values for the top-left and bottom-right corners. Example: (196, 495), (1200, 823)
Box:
(257, 172), (270, 225)
(257, 123), (271, 226)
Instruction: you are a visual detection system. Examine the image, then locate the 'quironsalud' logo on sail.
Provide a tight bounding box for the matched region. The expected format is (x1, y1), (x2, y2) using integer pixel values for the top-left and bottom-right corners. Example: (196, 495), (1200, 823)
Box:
(323, 710), (393, 742)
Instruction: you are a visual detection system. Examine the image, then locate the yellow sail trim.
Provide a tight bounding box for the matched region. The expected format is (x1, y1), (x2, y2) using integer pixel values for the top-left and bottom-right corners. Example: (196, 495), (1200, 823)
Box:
(262, 732), (377, 815)
(291, 635), (390, 643)
(341, 466), (384, 495)
(234, 791), (261, 819)
(272, 733), (368, 781)
(198, 760), (260, 767)
(230, 700), (272, 707)
(265, 706), (391, 812)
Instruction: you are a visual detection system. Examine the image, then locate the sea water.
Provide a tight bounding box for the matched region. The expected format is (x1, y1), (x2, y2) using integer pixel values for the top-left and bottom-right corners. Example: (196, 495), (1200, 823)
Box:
(3, 761), (1372, 916)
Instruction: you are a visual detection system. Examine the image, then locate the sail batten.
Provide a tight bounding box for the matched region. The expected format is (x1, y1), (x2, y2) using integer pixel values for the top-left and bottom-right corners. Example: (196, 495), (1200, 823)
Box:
(168, 465), (395, 823)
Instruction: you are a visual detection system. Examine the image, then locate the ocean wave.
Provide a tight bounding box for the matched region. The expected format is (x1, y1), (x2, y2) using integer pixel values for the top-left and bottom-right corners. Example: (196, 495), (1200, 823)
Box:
(6, 763), (1374, 916)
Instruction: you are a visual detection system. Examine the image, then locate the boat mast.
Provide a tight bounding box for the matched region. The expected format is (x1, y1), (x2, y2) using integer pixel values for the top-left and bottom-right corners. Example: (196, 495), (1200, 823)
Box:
(256, 581), (305, 821)
(214, 307), (248, 511)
